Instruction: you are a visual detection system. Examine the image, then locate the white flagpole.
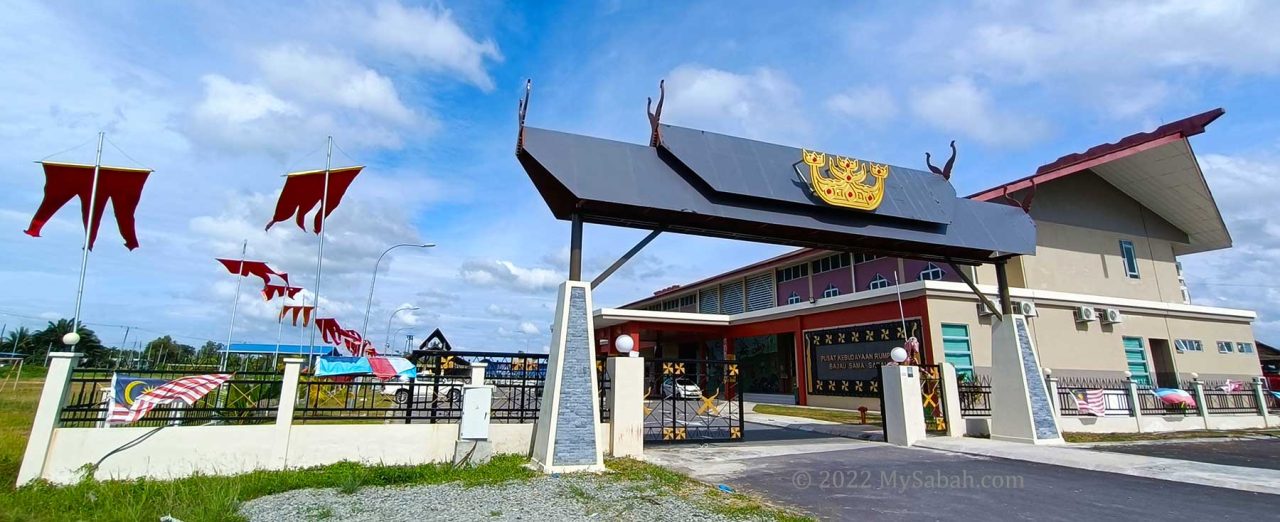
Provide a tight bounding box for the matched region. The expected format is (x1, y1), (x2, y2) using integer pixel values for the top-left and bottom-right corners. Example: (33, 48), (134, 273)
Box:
(272, 301), (284, 368)
(69, 132), (105, 350)
(221, 239), (247, 370)
(307, 137), (333, 358)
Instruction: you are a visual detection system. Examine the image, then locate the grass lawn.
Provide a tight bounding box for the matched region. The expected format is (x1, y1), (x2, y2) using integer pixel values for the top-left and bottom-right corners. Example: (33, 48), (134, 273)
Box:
(0, 376), (808, 521)
(1065, 429), (1280, 444)
(753, 404), (882, 425)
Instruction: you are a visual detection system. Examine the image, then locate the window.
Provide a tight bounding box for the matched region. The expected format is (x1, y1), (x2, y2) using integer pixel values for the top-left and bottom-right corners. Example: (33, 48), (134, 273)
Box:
(1122, 337), (1151, 386)
(868, 274), (890, 290)
(1216, 341), (1233, 354)
(776, 263), (809, 283)
(852, 253), (883, 265)
(918, 263), (945, 281)
(787, 292), (801, 305)
(1120, 240), (1140, 278)
(1237, 342), (1254, 354)
(941, 324), (974, 379)
(1174, 339), (1203, 353)
(811, 253), (850, 274)
(822, 284), (840, 298)
(678, 295), (695, 308)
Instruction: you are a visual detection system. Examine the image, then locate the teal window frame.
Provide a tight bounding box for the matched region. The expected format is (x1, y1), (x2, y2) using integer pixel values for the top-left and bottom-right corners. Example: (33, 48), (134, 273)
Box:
(941, 323), (974, 379)
(1122, 336), (1151, 386)
(1120, 240), (1140, 278)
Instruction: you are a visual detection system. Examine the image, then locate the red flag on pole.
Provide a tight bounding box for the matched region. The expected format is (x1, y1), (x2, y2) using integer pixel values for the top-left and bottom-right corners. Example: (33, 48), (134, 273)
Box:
(262, 284), (303, 301)
(265, 166), (362, 234)
(25, 162), (152, 250)
(279, 305), (315, 327)
(216, 259), (289, 287)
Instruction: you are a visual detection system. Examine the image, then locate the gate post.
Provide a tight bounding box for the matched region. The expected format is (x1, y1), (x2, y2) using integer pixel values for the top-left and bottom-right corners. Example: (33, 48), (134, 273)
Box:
(606, 356), (644, 458)
(17, 352), (81, 486)
(881, 365), (926, 447)
(531, 281), (605, 473)
(940, 363), (965, 437)
(989, 315), (1063, 445)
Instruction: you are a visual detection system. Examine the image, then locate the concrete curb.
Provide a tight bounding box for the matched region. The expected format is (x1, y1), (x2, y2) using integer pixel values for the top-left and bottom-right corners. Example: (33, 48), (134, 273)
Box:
(916, 437), (1280, 495)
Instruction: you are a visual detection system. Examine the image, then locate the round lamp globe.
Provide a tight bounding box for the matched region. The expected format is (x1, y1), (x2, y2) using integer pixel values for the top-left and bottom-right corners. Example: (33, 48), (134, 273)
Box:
(614, 335), (635, 354)
(890, 347), (908, 364)
(62, 332), (81, 346)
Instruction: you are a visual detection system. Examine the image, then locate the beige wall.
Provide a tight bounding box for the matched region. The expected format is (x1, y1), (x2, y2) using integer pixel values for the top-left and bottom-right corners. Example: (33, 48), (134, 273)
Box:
(1025, 221), (1184, 303)
(925, 295), (1260, 382)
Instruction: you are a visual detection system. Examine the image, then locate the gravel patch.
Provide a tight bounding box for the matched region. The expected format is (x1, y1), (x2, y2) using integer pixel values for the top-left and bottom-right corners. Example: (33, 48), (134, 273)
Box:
(240, 474), (749, 521)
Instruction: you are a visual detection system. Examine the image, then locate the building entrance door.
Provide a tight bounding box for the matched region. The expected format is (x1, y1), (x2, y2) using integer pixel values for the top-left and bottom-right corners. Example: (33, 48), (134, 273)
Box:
(1148, 338), (1178, 388)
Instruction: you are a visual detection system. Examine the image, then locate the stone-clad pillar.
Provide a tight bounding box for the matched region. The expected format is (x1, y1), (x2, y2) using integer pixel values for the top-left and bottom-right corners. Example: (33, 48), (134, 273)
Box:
(989, 315), (1063, 445)
(531, 281), (605, 473)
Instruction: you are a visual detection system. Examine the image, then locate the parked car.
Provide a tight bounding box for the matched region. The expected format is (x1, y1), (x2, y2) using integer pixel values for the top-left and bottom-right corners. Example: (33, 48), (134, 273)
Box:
(660, 376), (703, 400)
(1262, 362), (1280, 391)
(379, 375), (462, 404)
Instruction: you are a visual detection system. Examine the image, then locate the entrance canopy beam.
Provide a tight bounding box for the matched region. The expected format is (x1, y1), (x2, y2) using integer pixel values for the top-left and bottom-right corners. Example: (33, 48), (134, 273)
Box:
(946, 259), (1003, 322)
(591, 228), (663, 290)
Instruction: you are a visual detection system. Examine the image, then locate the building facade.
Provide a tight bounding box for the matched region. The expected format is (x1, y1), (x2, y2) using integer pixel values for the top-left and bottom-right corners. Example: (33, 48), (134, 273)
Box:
(593, 108), (1260, 409)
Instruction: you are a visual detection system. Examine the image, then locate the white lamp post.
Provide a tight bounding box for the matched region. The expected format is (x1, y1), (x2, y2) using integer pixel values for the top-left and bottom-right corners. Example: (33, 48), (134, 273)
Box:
(360, 243), (434, 343)
(62, 332), (80, 347)
(385, 306), (419, 350)
(890, 347), (908, 365)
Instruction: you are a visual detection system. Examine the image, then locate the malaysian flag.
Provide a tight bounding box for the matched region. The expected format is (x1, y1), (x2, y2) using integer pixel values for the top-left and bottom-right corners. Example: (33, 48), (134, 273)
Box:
(107, 373), (232, 425)
(1071, 389), (1106, 416)
(1219, 379), (1244, 393)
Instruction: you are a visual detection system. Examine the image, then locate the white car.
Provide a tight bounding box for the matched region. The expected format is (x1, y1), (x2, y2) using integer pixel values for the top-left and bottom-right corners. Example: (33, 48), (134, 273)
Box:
(380, 376), (462, 404)
(661, 377), (702, 400)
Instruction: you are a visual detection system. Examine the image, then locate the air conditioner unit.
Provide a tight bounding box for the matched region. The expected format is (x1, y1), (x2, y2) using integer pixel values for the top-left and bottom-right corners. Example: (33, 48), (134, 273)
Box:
(1074, 306), (1097, 322)
(976, 302), (995, 316)
(1012, 300), (1037, 317)
(1101, 308), (1124, 324)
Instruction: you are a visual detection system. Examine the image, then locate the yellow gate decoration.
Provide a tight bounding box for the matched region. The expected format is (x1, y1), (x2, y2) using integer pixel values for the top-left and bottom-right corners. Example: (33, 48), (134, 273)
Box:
(801, 149), (890, 211)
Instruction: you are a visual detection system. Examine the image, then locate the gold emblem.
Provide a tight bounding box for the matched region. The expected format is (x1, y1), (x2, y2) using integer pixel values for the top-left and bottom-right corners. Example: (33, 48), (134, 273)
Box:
(801, 149), (890, 211)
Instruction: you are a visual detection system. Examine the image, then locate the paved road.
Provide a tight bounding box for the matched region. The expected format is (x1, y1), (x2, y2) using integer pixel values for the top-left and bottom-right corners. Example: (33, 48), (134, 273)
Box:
(1091, 438), (1280, 470)
(647, 423), (1274, 520)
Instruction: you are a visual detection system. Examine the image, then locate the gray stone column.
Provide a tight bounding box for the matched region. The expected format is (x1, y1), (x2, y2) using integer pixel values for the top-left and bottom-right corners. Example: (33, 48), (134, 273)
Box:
(531, 281), (605, 472)
(1191, 376), (1209, 429)
(1253, 377), (1271, 427)
(1126, 375), (1144, 433)
(989, 315), (1063, 445)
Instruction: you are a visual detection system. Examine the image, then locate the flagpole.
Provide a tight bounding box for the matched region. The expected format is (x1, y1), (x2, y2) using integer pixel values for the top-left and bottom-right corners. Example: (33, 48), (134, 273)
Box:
(221, 239), (247, 370)
(272, 301), (284, 368)
(69, 131), (105, 350)
(308, 136), (333, 358)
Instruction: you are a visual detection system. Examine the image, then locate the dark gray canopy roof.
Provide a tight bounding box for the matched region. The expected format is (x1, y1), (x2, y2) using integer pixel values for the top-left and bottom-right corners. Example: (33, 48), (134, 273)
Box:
(516, 125), (1035, 264)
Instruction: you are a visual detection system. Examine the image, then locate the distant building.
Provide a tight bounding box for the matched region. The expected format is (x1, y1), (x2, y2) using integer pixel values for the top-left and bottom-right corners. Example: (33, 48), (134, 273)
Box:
(594, 109), (1261, 409)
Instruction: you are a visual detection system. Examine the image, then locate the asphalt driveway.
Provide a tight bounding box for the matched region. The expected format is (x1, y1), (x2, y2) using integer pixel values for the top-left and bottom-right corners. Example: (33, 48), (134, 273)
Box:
(647, 423), (1275, 520)
(1090, 438), (1280, 470)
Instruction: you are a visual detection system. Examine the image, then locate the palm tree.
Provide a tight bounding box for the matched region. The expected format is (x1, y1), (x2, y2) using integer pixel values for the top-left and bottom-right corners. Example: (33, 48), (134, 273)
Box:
(31, 319), (106, 366)
(2, 327), (32, 354)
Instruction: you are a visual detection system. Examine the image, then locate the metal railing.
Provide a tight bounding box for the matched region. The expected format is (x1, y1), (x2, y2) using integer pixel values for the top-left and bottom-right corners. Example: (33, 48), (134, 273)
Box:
(1057, 388), (1133, 417)
(957, 374), (991, 417)
(58, 369), (283, 427)
(293, 375), (464, 423)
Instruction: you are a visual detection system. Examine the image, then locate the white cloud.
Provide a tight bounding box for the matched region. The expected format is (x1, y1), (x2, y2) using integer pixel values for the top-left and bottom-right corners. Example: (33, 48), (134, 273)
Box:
(358, 1), (503, 91)
(909, 76), (1049, 146)
(825, 86), (898, 123)
(485, 304), (520, 319)
(257, 44), (415, 124)
(663, 64), (809, 143)
(1180, 152), (1280, 340)
(518, 321), (540, 335)
(460, 260), (563, 293)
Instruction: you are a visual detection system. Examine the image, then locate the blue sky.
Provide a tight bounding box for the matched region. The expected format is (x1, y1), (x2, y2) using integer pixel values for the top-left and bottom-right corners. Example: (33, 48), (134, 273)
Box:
(2, 0), (1280, 352)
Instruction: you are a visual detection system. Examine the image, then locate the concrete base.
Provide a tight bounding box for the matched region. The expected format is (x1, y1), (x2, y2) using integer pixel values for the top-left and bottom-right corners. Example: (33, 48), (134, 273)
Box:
(454, 440), (493, 467)
(990, 315), (1064, 445)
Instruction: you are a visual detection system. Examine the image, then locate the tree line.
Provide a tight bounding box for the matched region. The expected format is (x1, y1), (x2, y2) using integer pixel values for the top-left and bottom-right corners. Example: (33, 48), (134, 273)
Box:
(2, 318), (271, 371)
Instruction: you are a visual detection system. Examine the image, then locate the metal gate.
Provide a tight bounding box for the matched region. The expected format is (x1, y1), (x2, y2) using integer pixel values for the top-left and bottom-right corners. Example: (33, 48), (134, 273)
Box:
(643, 358), (744, 443)
(918, 364), (948, 433)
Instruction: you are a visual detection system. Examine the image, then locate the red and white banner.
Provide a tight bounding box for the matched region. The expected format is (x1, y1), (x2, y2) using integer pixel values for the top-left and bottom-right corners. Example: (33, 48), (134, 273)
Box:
(262, 283), (303, 301)
(279, 305), (315, 327)
(25, 162), (152, 250)
(107, 373), (231, 425)
(216, 258), (289, 287)
(265, 166), (362, 234)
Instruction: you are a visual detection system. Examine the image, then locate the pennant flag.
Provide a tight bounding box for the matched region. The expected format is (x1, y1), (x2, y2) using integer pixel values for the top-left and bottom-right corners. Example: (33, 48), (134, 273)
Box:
(107, 373), (231, 425)
(279, 305), (315, 326)
(263, 283), (303, 301)
(25, 162), (153, 250)
(315, 317), (364, 353)
(217, 258), (289, 286)
(1070, 389), (1106, 416)
(265, 166), (363, 234)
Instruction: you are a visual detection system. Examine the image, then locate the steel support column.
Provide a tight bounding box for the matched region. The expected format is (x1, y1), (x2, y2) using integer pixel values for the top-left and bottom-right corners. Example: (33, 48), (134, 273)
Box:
(569, 213), (583, 281)
(995, 260), (1013, 315)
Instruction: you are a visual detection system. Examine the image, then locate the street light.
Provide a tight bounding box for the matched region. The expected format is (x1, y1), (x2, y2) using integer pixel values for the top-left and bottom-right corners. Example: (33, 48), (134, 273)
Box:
(385, 306), (419, 350)
(361, 243), (435, 343)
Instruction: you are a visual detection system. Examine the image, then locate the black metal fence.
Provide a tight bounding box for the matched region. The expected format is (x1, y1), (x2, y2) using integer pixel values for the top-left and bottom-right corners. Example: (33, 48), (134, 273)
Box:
(293, 374), (466, 423)
(957, 374), (991, 417)
(59, 369), (283, 427)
